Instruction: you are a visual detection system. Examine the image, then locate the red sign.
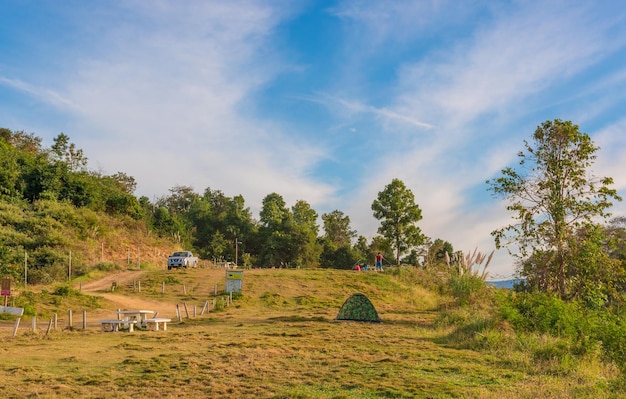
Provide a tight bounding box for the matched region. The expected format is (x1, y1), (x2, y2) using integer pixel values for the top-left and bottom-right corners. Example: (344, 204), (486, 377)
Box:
(1, 278), (10, 296)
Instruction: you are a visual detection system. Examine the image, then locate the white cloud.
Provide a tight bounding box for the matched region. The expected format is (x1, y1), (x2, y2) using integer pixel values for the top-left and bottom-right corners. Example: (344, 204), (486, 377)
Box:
(334, 1), (626, 278)
(594, 119), (626, 192)
(4, 0), (626, 280)
(42, 1), (335, 210)
(0, 76), (76, 110)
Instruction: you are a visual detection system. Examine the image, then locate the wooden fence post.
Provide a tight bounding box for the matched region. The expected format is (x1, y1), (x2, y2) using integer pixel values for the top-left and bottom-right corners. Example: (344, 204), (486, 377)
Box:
(53, 313), (58, 330)
(67, 310), (73, 329)
(32, 316), (36, 333)
(82, 310), (87, 329)
(12, 317), (21, 337)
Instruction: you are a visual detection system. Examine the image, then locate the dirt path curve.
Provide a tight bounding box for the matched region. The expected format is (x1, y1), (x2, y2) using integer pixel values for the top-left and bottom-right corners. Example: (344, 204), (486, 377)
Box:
(79, 270), (140, 292)
(78, 270), (178, 319)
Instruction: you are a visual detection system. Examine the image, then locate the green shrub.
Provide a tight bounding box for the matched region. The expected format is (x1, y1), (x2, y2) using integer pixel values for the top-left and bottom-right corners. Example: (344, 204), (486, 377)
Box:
(94, 262), (122, 272)
(499, 291), (608, 360)
(597, 314), (626, 373)
(13, 291), (37, 316)
(448, 273), (487, 306)
(502, 292), (586, 338)
(53, 285), (75, 296)
(162, 275), (180, 284)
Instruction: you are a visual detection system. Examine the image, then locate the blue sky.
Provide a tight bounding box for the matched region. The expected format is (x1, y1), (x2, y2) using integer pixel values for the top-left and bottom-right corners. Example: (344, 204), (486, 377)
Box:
(2, 0), (626, 279)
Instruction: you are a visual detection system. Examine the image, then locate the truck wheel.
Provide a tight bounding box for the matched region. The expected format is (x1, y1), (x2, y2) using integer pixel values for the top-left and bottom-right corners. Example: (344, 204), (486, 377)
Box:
(168, 266), (172, 270)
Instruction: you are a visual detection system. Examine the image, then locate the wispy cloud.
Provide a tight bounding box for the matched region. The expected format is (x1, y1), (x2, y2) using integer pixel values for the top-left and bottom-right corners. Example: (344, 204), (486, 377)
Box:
(301, 93), (435, 130)
(329, 0), (626, 277)
(39, 2), (336, 208)
(0, 76), (76, 109)
(3, 0), (626, 279)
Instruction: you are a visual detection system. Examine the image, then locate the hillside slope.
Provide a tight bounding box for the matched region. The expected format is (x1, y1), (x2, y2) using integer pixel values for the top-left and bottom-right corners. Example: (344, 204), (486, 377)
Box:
(0, 267), (621, 398)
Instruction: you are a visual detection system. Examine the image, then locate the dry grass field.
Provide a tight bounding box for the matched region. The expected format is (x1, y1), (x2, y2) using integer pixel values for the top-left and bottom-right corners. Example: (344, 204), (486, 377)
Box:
(0, 268), (622, 398)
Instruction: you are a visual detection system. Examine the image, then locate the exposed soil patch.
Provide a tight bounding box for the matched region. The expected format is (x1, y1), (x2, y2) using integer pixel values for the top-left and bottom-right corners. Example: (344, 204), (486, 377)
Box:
(78, 270), (177, 318)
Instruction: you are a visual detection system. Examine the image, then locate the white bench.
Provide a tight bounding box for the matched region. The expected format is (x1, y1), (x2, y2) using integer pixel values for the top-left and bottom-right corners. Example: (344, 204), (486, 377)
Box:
(100, 319), (136, 332)
(144, 318), (171, 331)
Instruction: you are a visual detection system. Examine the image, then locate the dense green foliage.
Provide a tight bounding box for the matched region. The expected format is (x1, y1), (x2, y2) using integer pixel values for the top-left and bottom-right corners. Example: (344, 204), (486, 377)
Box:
(481, 120), (626, 379)
(0, 128), (438, 283)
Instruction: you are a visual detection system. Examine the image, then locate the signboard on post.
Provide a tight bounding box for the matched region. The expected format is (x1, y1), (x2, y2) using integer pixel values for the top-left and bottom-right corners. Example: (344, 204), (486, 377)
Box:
(1, 278), (10, 296)
(225, 270), (243, 293)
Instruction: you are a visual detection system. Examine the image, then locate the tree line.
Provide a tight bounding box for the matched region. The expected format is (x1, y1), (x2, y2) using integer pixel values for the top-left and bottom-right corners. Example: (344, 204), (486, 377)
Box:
(0, 128), (441, 280)
(147, 179), (428, 270)
(2, 120), (626, 308)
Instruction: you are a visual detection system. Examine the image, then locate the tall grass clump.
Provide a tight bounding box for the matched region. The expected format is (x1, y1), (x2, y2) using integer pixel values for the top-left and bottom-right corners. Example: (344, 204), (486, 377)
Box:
(444, 248), (493, 305)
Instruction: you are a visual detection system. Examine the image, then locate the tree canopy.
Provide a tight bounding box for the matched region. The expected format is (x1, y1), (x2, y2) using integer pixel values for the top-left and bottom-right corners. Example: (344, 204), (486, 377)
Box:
(371, 178), (425, 265)
(487, 119), (622, 299)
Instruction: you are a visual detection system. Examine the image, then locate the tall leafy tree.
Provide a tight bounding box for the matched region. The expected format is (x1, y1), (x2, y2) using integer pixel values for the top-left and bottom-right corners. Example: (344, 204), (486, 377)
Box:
(320, 210), (358, 268)
(290, 200), (322, 268)
(259, 193), (290, 230)
(158, 185), (199, 216)
(259, 193), (292, 267)
(487, 119), (622, 298)
(50, 133), (88, 172)
(220, 193), (255, 263)
(322, 210), (356, 249)
(371, 178), (425, 265)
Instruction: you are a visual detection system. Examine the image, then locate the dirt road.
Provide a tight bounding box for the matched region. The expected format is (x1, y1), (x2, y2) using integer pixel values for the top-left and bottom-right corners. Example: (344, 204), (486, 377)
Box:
(78, 270), (178, 318)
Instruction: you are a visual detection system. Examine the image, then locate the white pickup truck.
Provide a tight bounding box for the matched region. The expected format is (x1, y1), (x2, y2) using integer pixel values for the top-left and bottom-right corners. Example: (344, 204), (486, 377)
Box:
(167, 251), (198, 270)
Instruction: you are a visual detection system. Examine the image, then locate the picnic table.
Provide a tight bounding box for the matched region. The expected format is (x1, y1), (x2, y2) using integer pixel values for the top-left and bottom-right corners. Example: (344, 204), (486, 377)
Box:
(116, 310), (155, 329)
(100, 310), (172, 332)
(99, 319), (137, 332)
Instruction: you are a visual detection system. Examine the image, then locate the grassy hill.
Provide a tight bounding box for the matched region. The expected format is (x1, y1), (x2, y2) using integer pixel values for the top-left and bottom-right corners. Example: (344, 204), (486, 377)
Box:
(0, 267), (623, 398)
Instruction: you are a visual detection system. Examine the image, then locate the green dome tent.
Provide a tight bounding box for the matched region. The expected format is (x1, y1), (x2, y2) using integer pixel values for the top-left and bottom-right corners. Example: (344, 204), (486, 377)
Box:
(335, 293), (381, 323)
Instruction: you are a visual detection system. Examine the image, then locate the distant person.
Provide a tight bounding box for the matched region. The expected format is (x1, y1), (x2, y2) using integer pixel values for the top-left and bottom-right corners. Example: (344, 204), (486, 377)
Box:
(353, 263), (361, 272)
(375, 252), (383, 271)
